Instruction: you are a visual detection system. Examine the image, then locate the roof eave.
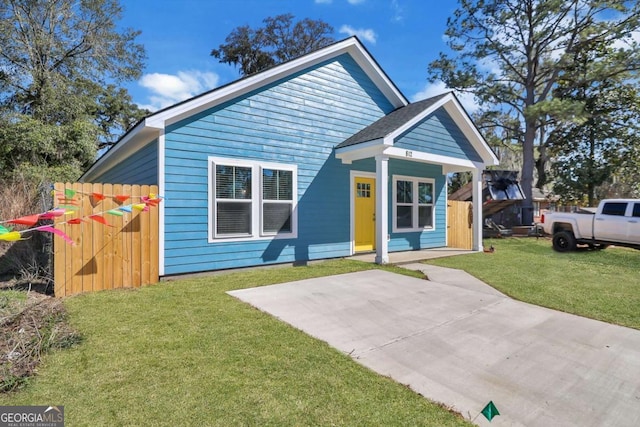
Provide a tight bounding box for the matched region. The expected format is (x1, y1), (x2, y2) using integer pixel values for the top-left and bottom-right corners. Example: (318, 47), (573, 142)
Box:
(147, 37), (407, 130)
(82, 37), (408, 181)
(80, 119), (161, 182)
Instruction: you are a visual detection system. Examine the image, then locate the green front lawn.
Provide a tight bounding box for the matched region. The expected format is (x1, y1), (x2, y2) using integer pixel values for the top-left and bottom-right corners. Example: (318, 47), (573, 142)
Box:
(0, 260), (468, 426)
(427, 238), (640, 329)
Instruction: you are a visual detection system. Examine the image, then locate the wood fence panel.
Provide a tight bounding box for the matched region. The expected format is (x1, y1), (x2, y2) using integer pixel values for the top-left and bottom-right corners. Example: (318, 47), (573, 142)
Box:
(112, 183), (124, 290)
(149, 189), (159, 282)
(140, 184), (151, 287)
(102, 183), (114, 294)
(72, 182), (86, 295)
(53, 182), (159, 297)
(82, 182), (95, 293)
(131, 184), (141, 288)
(447, 200), (473, 250)
(121, 184), (132, 289)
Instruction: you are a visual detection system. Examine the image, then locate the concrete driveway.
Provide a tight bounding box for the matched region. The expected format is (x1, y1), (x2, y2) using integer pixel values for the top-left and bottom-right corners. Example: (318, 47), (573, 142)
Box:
(228, 269), (640, 426)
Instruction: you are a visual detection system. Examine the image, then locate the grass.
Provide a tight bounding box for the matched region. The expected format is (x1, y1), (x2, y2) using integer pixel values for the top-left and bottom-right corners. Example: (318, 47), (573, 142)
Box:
(0, 259), (469, 426)
(427, 238), (640, 329)
(0, 290), (26, 319)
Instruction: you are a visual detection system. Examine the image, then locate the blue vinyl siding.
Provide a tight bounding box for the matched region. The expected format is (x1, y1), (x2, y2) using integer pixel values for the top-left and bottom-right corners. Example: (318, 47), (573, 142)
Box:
(351, 159), (446, 252)
(394, 109), (483, 162)
(93, 140), (158, 184)
(163, 54), (395, 275)
(387, 160), (446, 251)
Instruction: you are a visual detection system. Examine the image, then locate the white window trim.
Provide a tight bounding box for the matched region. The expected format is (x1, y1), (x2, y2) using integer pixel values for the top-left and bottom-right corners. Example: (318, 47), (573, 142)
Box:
(392, 175), (435, 233)
(208, 156), (297, 242)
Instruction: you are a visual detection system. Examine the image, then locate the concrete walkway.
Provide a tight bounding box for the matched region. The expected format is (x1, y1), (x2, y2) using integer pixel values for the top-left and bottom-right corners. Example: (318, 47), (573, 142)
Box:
(229, 268), (640, 426)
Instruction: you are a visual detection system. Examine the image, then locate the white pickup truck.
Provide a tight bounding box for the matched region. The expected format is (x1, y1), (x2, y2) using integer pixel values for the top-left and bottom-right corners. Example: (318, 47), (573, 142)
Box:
(541, 199), (640, 252)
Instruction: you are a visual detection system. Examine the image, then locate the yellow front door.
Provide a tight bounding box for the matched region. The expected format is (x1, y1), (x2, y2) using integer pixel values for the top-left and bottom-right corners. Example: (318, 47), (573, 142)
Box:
(354, 177), (376, 252)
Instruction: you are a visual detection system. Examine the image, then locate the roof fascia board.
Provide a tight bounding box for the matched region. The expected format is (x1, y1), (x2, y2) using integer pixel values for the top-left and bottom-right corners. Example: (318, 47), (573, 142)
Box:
(334, 137), (388, 155)
(80, 120), (158, 182)
(335, 140), (387, 164)
(387, 93), (453, 142)
(385, 93), (499, 167)
(147, 38), (407, 130)
(383, 146), (477, 170)
(443, 98), (499, 166)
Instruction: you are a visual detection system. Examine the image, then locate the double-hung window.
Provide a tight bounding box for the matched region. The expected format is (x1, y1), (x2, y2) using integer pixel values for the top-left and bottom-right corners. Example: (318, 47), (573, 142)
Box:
(262, 168), (293, 234)
(209, 157), (297, 241)
(392, 175), (435, 232)
(215, 164), (253, 236)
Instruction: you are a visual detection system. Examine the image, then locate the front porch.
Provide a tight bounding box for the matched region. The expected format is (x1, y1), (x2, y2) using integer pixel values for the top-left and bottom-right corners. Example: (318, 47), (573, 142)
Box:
(347, 247), (474, 264)
(334, 92), (499, 265)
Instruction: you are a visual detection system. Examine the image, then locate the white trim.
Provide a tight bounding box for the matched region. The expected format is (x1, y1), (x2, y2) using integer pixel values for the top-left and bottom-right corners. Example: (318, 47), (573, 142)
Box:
(208, 156), (298, 243)
(84, 37), (406, 183)
(259, 166), (298, 236)
(335, 143), (386, 164)
(443, 98), (499, 166)
(391, 175), (436, 234)
(385, 93), (499, 166)
(472, 162), (484, 251)
(383, 146), (477, 170)
(384, 95), (452, 144)
(158, 131), (166, 276)
(81, 124), (160, 182)
(349, 170), (377, 255)
(375, 155), (389, 264)
(444, 178), (449, 247)
(334, 92), (500, 170)
(148, 38), (406, 129)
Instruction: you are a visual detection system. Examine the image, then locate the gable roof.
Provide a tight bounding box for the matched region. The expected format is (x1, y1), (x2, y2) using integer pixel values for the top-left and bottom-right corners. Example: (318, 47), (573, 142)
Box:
(82, 37), (408, 181)
(336, 93), (450, 149)
(334, 91), (499, 167)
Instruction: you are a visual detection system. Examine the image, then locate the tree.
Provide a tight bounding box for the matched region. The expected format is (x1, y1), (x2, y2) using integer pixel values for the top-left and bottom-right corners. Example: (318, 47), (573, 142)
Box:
(0, 0), (146, 179)
(0, 114), (97, 182)
(548, 41), (640, 205)
(448, 171), (472, 195)
(428, 0), (640, 225)
(211, 14), (335, 76)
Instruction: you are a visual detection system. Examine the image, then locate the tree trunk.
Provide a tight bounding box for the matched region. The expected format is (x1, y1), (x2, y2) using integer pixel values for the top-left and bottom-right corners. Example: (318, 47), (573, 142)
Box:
(521, 117), (536, 226)
(587, 127), (596, 206)
(535, 141), (548, 189)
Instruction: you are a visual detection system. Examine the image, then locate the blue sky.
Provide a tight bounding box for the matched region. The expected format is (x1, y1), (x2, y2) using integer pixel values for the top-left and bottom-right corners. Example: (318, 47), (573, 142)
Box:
(118, 0), (468, 112)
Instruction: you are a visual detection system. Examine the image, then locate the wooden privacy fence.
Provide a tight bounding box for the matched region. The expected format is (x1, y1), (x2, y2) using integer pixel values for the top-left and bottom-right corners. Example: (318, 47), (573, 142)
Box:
(53, 183), (159, 297)
(447, 200), (473, 250)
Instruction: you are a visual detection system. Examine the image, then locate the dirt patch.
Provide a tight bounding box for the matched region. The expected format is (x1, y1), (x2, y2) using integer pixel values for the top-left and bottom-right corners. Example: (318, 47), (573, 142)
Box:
(0, 291), (80, 392)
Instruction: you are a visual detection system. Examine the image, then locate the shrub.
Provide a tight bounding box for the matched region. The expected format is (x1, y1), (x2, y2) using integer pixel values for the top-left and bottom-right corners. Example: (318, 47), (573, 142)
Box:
(0, 173), (53, 291)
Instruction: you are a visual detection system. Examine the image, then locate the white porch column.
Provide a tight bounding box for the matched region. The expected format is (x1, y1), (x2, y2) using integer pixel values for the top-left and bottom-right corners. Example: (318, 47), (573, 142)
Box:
(375, 154), (389, 264)
(472, 165), (484, 251)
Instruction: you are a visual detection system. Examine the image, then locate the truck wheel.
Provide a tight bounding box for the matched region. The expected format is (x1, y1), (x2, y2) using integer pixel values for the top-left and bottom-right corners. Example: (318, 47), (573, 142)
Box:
(553, 231), (576, 252)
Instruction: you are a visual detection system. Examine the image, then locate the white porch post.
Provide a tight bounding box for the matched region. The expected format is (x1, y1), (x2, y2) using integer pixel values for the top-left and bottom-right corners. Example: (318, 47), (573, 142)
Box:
(472, 165), (484, 251)
(375, 154), (389, 264)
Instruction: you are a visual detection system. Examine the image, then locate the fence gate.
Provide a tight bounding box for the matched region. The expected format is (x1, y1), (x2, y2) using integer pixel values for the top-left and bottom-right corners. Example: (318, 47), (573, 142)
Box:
(447, 200), (473, 250)
(53, 183), (159, 297)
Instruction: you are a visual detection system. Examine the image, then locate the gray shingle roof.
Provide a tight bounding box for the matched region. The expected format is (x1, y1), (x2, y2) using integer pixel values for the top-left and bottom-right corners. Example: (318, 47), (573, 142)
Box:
(335, 92), (451, 149)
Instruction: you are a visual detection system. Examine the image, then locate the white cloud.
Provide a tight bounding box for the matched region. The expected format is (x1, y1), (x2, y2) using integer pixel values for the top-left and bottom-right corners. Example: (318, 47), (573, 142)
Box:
(613, 30), (640, 50)
(314, 0), (332, 3)
(411, 81), (480, 114)
(339, 25), (377, 44)
(347, 0), (365, 3)
(391, 0), (404, 23)
(138, 70), (220, 111)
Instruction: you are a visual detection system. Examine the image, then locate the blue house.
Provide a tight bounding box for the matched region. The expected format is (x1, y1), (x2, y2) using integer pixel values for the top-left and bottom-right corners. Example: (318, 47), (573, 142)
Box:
(81, 37), (498, 277)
